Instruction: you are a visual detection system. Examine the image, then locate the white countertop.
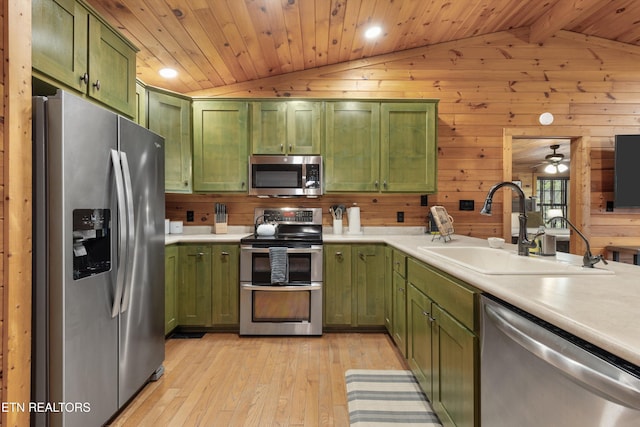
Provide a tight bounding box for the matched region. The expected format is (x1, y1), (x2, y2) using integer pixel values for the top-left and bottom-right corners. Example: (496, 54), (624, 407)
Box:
(166, 227), (640, 366)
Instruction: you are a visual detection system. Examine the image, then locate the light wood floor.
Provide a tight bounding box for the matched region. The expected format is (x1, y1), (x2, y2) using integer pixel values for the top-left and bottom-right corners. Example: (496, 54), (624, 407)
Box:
(108, 332), (408, 427)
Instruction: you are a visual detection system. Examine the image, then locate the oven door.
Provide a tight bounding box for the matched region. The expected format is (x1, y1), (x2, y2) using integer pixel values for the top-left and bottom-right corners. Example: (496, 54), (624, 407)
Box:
(239, 283), (322, 335)
(240, 245), (323, 284)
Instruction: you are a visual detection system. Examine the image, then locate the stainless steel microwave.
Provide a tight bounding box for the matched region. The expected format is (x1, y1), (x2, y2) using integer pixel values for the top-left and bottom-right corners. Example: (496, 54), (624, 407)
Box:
(248, 155), (322, 197)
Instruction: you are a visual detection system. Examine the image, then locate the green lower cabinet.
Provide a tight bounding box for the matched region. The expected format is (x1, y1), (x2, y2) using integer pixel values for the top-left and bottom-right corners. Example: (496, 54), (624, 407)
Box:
(354, 245), (386, 326)
(323, 244), (353, 327)
(323, 244), (385, 328)
(432, 304), (477, 427)
(392, 270), (407, 357)
(164, 245), (179, 335)
(211, 244), (240, 326)
(384, 246), (393, 333)
(406, 258), (479, 427)
(407, 284), (434, 396)
(178, 245), (212, 326)
(175, 243), (240, 328)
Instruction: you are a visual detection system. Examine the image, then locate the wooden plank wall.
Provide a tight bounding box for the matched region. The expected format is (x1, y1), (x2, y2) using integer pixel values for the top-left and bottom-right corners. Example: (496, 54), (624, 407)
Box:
(167, 28), (640, 256)
(2, 1), (33, 426)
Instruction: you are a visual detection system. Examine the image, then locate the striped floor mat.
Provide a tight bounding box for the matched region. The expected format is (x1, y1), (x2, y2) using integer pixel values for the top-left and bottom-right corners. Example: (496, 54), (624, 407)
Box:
(345, 369), (442, 426)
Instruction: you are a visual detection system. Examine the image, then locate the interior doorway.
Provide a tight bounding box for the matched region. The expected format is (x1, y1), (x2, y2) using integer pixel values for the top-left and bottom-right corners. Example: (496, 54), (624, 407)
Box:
(503, 129), (591, 255)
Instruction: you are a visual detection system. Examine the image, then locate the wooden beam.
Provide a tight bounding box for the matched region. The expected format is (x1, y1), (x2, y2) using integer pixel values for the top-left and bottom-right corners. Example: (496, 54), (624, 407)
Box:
(529, 0), (612, 44)
(3, 0), (33, 425)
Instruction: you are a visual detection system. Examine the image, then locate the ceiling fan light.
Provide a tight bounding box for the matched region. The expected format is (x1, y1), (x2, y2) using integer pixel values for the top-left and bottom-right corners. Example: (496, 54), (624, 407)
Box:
(557, 163), (568, 172)
(544, 164), (557, 174)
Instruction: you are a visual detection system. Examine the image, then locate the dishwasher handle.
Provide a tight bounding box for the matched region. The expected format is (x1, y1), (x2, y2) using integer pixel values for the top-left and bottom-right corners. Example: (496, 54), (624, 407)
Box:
(484, 301), (640, 410)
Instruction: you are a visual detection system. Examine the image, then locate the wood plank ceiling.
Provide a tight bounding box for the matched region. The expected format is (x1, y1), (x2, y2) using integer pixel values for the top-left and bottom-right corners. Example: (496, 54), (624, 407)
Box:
(86, 0), (640, 96)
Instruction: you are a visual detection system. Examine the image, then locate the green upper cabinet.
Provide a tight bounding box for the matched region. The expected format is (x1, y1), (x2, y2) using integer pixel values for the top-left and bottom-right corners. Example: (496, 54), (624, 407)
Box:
(324, 102), (380, 192)
(251, 101), (322, 155)
(380, 102), (438, 192)
(148, 89), (192, 193)
(193, 100), (249, 192)
(135, 81), (147, 126)
(32, 0), (138, 117)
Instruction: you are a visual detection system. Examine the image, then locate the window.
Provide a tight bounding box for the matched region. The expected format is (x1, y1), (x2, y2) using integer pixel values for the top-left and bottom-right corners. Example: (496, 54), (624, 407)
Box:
(537, 177), (568, 226)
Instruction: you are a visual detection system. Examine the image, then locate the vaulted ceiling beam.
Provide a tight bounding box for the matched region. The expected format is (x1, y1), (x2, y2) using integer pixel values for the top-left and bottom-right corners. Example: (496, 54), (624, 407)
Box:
(529, 0), (611, 44)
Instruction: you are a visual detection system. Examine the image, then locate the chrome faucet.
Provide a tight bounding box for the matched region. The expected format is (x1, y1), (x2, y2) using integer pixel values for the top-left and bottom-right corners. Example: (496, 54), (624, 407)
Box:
(546, 216), (608, 268)
(480, 181), (543, 256)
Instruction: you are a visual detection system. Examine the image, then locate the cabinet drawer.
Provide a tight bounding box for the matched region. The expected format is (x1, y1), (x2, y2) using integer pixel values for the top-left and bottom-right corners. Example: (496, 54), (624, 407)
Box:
(407, 258), (478, 332)
(392, 249), (407, 277)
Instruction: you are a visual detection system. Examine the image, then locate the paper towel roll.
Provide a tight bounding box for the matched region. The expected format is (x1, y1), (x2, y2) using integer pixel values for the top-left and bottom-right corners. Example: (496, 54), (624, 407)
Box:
(347, 206), (361, 234)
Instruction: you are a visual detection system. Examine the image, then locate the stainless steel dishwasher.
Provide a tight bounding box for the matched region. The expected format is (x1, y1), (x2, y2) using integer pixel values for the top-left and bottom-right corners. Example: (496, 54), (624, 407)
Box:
(480, 295), (640, 427)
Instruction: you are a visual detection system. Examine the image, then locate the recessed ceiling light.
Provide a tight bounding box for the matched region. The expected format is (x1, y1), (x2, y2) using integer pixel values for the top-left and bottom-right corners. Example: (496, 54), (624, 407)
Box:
(159, 68), (178, 78)
(365, 26), (382, 39)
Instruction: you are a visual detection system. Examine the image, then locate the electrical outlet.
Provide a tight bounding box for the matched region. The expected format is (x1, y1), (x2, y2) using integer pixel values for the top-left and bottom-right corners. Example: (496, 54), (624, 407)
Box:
(420, 194), (428, 206)
(397, 211), (404, 223)
(186, 210), (194, 222)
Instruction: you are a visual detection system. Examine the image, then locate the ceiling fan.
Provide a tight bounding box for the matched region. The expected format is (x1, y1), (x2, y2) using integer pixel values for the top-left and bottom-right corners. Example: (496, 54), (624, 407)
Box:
(536, 144), (569, 174)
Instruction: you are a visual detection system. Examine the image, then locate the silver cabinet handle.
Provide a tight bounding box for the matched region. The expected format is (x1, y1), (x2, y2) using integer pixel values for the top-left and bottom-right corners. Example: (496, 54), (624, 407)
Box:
(280, 144), (284, 152)
(196, 252), (205, 257)
(80, 73), (89, 85)
(335, 251), (342, 256)
(374, 180), (379, 188)
(383, 180), (388, 189)
(184, 180), (189, 187)
(93, 79), (101, 91)
(359, 252), (366, 261)
(289, 144), (292, 152)
(221, 251), (229, 256)
(485, 300), (640, 410)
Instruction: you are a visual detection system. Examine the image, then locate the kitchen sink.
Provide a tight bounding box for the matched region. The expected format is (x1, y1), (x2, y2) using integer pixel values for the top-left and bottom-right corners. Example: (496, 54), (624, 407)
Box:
(417, 246), (614, 275)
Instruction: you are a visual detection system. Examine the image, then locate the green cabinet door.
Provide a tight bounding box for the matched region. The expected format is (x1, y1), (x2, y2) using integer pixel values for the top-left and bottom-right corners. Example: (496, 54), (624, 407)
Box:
(407, 284), (434, 398)
(251, 101), (321, 154)
(211, 244), (240, 326)
(251, 101), (287, 154)
(165, 245), (179, 335)
(178, 245), (212, 326)
(392, 270), (408, 357)
(193, 100), (249, 192)
(384, 246), (393, 333)
(148, 90), (192, 193)
(354, 244), (385, 326)
(432, 304), (478, 427)
(87, 14), (137, 117)
(380, 102), (438, 192)
(135, 81), (147, 126)
(324, 102), (380, 192)
(32, 0), (88, 92)
(323, 244), (353, 326)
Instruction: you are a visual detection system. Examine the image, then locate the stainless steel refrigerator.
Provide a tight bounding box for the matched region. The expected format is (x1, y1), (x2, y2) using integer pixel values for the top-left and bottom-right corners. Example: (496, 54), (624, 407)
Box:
(32, 90), (165, 427)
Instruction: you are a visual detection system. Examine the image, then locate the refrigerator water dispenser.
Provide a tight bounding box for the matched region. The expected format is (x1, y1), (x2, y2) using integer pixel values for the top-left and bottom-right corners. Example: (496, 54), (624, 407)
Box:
(72, 208), (111, 279)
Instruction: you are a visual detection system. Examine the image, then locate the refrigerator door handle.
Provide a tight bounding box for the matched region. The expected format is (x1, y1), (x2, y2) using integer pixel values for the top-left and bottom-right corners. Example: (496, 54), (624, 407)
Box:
(110, 149), (128, 318)
(119, 151), (136, 313)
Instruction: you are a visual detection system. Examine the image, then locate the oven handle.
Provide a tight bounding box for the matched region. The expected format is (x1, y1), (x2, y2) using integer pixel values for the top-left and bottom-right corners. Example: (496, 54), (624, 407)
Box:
(241, 283), (321, 291)
(241, 246), (322, 254)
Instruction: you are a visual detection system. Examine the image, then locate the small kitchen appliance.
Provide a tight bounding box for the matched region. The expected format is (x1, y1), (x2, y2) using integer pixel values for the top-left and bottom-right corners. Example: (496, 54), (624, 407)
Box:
(240, 207), (323, 336)
(248, 155), (322, 197)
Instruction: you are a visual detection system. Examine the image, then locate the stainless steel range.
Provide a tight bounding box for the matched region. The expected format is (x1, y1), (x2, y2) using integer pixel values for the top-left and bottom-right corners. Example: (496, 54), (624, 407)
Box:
(240, 207), (323, 336)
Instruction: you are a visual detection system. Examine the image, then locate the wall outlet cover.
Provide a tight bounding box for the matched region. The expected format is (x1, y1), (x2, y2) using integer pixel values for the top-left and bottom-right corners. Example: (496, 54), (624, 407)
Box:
(459, 200), (475, 211)
(186, 210), (194, 222)
(397, 211), (405, 223)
